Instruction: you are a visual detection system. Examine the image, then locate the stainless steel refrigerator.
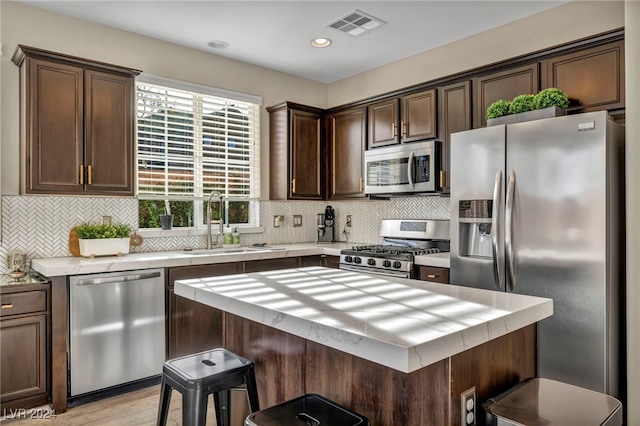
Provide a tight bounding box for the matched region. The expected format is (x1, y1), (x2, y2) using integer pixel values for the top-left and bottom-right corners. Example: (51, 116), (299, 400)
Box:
(450, 111), (625, 401)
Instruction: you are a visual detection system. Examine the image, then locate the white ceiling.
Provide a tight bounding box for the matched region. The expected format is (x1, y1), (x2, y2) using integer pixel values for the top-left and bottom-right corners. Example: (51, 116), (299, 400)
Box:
(17, 1), (568, 84)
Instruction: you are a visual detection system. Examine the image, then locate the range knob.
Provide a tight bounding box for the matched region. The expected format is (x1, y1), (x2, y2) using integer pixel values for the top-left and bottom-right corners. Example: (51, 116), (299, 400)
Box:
(367, 258), (376, 266)
(344, 255), (353, 263)
(382, 260), (391, 268)
(392, 261), (402, 269)
(354, 256), (362, 264)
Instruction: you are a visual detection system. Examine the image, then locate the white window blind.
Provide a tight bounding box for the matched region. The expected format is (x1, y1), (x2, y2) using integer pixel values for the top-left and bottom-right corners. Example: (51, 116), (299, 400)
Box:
(136, 77), (261, 227)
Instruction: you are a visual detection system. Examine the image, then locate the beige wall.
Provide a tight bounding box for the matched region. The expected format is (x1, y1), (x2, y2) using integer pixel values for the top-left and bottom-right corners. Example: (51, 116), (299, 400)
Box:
(0, 1), (328, 198)
(327, 1), (625, 108)
(625, 2), (639, 424)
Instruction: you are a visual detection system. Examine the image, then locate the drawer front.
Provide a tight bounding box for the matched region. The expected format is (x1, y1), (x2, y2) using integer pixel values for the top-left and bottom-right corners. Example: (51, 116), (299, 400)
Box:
(0, 291), (47, 317)
(418, 266), (450, 284)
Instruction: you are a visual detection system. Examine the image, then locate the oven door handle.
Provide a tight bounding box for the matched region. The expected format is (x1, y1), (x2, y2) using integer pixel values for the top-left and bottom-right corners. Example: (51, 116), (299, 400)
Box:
(408, 151), (415, 188)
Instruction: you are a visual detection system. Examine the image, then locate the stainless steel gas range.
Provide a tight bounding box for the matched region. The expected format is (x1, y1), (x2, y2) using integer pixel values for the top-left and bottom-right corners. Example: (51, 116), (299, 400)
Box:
(339, 219), (450, 279)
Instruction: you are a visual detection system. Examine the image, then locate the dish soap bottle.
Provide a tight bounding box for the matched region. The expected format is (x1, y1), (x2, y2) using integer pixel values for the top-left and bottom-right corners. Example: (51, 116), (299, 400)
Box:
(223, 226), (233, 245)
(232, 228), (240, 245)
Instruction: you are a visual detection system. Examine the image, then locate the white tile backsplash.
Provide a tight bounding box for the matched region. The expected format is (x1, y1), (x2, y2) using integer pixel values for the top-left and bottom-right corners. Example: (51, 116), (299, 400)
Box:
(0, 195), (450, 274)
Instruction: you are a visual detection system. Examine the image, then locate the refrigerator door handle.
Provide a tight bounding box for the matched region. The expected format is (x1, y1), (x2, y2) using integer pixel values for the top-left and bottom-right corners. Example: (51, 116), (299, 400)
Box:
(407, 151), (415, 187)
(505, 169), (516, 291)
(491, 170), (503, 290)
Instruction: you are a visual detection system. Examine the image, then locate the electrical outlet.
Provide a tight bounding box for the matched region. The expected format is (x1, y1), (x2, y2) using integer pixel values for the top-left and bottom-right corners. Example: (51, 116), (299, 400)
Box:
(346, 215), (352, 227)
(273, 215), (282, 228)
(461, 386), (476, 426)
(293, 215), (302, 227)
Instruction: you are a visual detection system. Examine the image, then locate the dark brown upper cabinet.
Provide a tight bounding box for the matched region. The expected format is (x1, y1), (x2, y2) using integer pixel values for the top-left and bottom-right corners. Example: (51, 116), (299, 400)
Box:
(542, 40), (624, 113)
(401, 89), (437, 143)
(473, 63), (540, 128)
(438, 81), (471, 193)
(12, 45), (140, 196)
(328, 106), (367, 199)
(268, 102), (324, 200)
(367, 89), (437, 148)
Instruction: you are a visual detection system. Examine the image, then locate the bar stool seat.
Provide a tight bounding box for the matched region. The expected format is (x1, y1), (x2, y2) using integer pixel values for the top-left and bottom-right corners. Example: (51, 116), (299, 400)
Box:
(157, 348), (260, 426)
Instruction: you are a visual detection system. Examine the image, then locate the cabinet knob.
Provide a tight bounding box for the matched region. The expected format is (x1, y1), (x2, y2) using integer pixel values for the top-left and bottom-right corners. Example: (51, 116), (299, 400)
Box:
(88, 165), (93, 185)
(291, 178), (296, 193)
(79, 165), (84, 185)
(401, 120), (407, 137)
(439, 170), (445, 188)
(1, 303), (13, 309)
(427, 274), (438, 279)
(359, 177), (364, 193)
(392, 123), (397, 138)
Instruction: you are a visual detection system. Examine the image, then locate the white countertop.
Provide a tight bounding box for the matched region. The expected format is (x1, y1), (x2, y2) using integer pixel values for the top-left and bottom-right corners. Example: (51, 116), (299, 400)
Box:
(175, 266), (552, 373)
(31, 243), (449, 276)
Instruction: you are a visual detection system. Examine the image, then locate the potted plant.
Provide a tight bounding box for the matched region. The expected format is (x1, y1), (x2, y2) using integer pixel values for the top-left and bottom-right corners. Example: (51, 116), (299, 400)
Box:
(487, 88), (569, 126)
(534, 87), (570, 109)
(486, 99), (511, 120)
(76, 222), (132, 257)
(508, 94), (535, 115)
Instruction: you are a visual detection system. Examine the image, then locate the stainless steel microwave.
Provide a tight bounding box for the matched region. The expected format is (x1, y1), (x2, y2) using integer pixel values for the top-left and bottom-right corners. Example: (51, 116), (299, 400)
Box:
(364, 141), (440, 196)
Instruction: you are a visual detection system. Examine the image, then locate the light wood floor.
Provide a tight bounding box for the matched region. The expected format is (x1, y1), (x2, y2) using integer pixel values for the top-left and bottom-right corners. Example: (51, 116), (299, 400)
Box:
(0, 385), (248, 426)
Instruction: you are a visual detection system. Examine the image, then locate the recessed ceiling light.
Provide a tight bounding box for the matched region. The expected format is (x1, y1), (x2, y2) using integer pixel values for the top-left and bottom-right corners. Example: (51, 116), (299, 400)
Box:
(310, 37), (332, 48)
(207, 40), (230, 49)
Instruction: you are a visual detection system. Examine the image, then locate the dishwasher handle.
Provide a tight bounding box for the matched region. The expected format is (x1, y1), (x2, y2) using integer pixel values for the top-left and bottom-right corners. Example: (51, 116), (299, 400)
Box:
(74, 271), (162, 286)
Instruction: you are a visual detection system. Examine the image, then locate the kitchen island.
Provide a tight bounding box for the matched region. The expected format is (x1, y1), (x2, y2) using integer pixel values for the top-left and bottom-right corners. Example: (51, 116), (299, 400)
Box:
(176, 266), (552, 425)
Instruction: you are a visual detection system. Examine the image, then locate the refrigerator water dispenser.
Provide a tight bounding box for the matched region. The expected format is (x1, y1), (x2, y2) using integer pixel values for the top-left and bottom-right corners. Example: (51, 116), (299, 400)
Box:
(458, 200), (493, 259)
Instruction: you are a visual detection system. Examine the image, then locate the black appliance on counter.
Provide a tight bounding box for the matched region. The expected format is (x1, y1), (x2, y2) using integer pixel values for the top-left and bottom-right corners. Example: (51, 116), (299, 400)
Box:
(317, 205), (335, 243)
(339, 219), (449, 278)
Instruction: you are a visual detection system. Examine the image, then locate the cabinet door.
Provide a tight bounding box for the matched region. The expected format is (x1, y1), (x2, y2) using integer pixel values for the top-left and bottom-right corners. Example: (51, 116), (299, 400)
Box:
(401, 89), (436, 142)
(84, 70), (135, 195)
(330, 107), (366, 199)
(0, 315), (48, 403)
(167, 263), (240, 359)
(367, 98), (399, 148)
(438, 81), (471, 193)
(26, 58), (84, 194)
(473, 63), (539, 127)
(290, 110), (323, 199)
(544, 40), (624, 112)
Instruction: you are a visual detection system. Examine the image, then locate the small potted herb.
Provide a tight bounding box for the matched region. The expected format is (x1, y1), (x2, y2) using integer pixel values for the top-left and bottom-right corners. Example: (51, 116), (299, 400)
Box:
(76, 222), (132, 257)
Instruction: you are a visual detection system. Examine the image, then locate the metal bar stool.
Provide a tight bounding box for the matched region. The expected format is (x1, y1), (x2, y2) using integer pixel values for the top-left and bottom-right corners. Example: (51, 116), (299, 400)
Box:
(157, 348), (260, 426)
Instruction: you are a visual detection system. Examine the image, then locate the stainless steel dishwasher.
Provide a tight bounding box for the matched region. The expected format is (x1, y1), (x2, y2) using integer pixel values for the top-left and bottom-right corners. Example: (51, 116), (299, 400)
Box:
(69, 268), (165, 396)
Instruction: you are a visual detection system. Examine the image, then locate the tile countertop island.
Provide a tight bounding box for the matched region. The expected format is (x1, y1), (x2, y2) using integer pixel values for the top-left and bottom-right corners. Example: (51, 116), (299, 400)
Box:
(175, 266), (551, 425)
(175, 266), (551, 373)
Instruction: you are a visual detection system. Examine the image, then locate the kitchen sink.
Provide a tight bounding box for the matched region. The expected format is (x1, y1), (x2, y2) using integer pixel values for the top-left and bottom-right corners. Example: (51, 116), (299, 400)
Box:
(183, 247), (286, 256)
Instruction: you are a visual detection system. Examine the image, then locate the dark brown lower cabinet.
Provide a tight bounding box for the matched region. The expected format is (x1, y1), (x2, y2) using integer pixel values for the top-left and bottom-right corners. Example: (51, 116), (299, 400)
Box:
(0, 284), (50, 411)
(167, 263), (240, 359)
(299, 255), (340, 269)
(244, 257), (299, 273)
(417, 265), (450, 284)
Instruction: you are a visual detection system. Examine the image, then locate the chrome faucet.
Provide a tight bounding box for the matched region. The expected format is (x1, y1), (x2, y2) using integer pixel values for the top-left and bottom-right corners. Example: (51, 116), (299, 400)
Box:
(206, 191), (225, 249)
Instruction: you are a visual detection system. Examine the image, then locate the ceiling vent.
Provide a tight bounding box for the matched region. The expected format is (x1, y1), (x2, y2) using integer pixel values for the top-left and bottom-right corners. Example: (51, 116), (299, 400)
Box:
(326, 9), (386, 37)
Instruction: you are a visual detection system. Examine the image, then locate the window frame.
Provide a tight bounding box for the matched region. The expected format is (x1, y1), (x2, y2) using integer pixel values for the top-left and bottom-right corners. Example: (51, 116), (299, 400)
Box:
(135, 74), (262, 231)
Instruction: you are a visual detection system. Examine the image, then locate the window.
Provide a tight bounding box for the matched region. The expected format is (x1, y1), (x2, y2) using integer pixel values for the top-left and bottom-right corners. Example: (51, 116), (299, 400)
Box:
(136, 75), (261, 229)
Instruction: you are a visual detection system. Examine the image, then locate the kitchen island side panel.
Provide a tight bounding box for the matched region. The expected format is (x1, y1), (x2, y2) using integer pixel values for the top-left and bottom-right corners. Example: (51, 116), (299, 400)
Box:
(223, 311), (535, 426)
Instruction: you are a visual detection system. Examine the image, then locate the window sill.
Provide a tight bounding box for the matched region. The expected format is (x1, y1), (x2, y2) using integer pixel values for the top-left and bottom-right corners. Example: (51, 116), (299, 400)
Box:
(138, 226), (265, 239)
